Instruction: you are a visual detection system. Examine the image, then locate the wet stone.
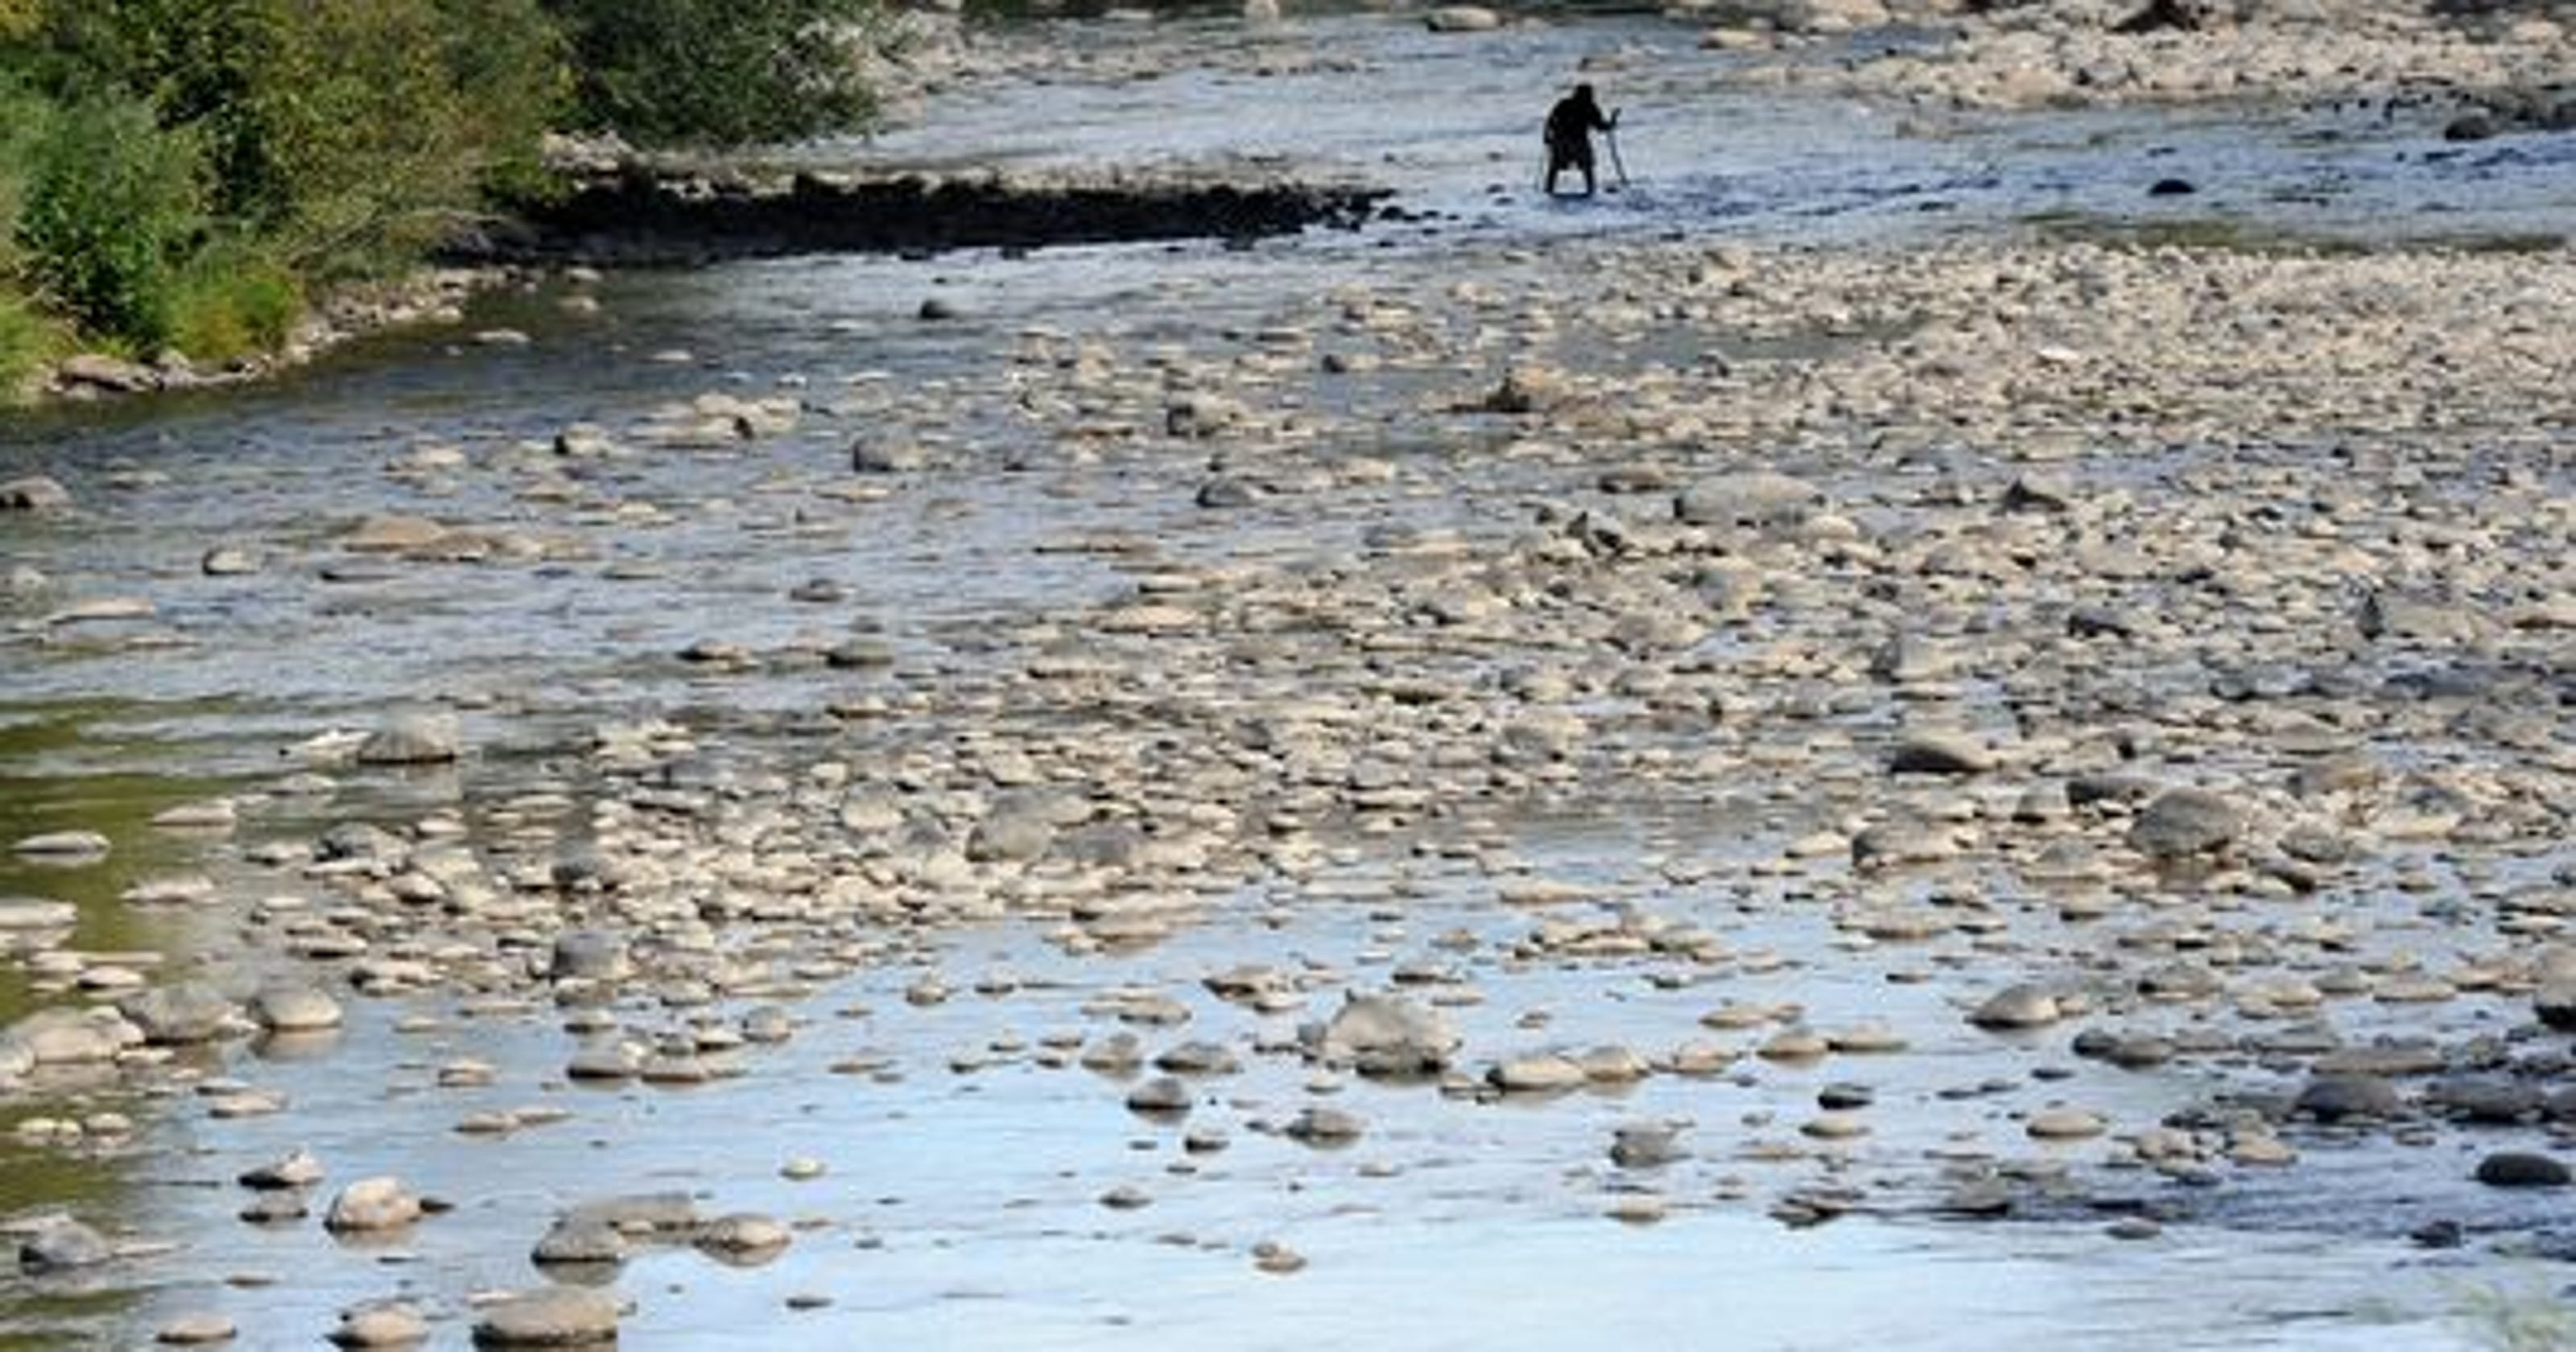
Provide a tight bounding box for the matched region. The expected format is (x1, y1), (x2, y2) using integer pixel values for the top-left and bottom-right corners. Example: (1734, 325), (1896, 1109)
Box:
(2129, 788), (2244, 859)
(19, 1218), (112, 1272)
(1283, 1107), (1366, 1144)
(1305, 991), (1459, 1075)
(238, 1148), (324, 1190)
(251, 985), (344, 1033)
(471, 1287), (621, 1348)
(1610, 1122), (1690, 1169)
(1488, 1054), (1587, 1094)
(2295, 1074), (2404, 1123)
(330, 1301), (429, 1350)
(324, 1177), (423, 1232)
(1971, 985), (2061, 1030)
(696, 1213), (792, 1259)
(355, 715), (461, 766)
(1125, 1076), (1192, 1115)
(119, 983), (243, 1045)
(155, 1314), (237, 1345)
(11, 830), (110, 859)
(2475, 1152), (2571, 1189)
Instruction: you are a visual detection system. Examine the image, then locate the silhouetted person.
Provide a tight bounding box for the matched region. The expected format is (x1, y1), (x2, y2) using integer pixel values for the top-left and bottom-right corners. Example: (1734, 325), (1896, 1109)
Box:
(1543, 84), (1619, 198)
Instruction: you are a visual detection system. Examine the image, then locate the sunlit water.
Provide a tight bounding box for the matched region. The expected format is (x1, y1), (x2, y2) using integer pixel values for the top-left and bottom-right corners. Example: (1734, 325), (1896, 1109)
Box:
(2, 9), (2570, 1349)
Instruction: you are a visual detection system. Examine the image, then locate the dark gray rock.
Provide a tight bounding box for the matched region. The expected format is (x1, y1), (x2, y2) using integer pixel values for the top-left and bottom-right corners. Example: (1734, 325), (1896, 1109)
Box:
(2295, 1074), (2404, 1123)
(2475, 1152), (2570, 1188)
(2130, 787), (2244, 859)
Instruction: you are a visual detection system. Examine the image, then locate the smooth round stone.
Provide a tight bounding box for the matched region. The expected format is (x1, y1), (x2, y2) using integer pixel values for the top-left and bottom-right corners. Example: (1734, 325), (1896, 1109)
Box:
(2295, 1074), (2402, 1123)
(1609, 1123), (1690, 1169)
(471, 1288), (621, 1347)
(1605, 1194), (1669, 1225)
(1826, 1024), (1908, 1054)
(2025, 1108), (2107, 1140)
(2475, 1152), (2572, 1189)
(252, 986), (344, 1033)
(156, 1313), (237, 1345)
(1284, 1107), (1366, 1143)
(1125, 1076), (1192, 1115)
(19, 1218), (112, 1272)
(1252, 1240), (1307, 1274)
(2229, 1135), (2297, 1167)
(0, 897), (77, 930)
(324, 1177), (421, 1232)
(1757, 1030), (1830, 1061)
(780, 1157), (827, 1181)
(332, 1297), (427, 1349)
(532, 1222), (628, 1267)
(1816, 1082), (1876, 1111)
(238, 1148), (324, 1190)
(1488, 1055), (1587, 1094)
(696, 1213), (791, 1258)
(1971, 985), (2061, 1029)
(1802, 1113), (1871, 1140)
(11, 831), (110, 860)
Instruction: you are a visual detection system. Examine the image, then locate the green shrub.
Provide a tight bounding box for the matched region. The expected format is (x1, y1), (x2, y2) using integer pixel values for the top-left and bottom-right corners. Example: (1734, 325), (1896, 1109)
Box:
(13, 91), (204, 351)
(14, 0), (567, 278)
(167, 240), (299, 363)
(0, 286), (68, 401)
(245, 0), (568, 274)
(546, 0), (883, 147)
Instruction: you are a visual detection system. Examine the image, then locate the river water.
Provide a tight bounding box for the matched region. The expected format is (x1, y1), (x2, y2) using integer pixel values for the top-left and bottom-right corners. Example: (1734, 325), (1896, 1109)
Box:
(2, 7), (2571, 1350)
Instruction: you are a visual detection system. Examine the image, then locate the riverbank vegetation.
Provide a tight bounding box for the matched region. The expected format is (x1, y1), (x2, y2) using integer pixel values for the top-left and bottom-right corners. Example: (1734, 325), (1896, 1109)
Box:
(0, 0), (885, 403)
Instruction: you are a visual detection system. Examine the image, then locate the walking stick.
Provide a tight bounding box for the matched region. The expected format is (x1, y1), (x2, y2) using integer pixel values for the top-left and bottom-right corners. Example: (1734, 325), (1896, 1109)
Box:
(1604, 125), (1630, 191)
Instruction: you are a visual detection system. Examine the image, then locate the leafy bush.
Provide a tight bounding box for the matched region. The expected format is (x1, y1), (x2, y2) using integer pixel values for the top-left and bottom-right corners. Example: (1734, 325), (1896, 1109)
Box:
(0, 286), (68, 400)
(547, 0), (883, 147)
(14, 0), (567, 278)
(167, 238), (300, 363)
(13, 91), (204, 351)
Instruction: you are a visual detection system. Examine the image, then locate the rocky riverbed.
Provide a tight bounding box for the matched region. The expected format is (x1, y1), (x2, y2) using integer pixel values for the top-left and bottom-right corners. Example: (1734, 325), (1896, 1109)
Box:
(2, 2), (2571, 1348)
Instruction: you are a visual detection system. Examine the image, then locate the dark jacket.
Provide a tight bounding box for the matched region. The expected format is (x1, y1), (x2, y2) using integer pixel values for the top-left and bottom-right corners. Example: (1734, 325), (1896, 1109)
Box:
(1545, 89), (1613, 153)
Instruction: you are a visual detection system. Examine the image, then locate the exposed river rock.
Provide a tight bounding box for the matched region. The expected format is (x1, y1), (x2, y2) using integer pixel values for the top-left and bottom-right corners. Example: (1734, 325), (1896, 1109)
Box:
(453, 167), (1397, 267)
(0, 1), (2570, 1348)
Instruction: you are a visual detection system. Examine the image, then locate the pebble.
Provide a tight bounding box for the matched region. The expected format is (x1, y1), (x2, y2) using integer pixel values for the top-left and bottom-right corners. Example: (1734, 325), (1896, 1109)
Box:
(155, 1313), (237, 1345)
(2025, 1108), (2107, 1140)
(329, 1303), (427, 1349)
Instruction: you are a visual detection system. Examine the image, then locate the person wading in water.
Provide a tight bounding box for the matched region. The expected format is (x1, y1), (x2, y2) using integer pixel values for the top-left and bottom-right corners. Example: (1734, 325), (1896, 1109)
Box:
(1542, 83), (1620, 198)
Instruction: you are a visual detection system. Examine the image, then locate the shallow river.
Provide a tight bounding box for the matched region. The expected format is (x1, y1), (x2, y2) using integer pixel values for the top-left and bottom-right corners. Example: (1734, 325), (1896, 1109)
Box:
(2, 7), (2570, 1350)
